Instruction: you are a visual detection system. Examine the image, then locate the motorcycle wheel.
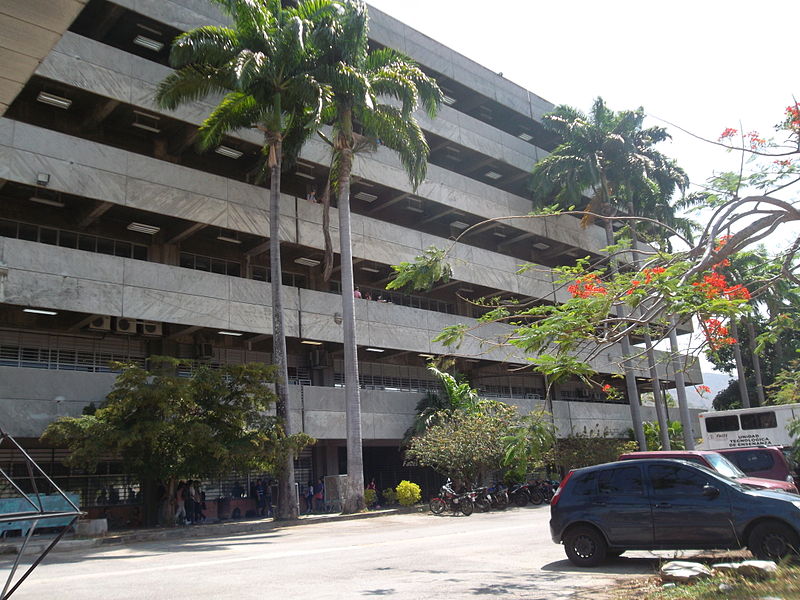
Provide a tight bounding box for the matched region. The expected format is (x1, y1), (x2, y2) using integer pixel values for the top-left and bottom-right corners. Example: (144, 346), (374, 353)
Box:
(495, 491), (509, 509)
(513, 491), (529, 507)
(475, 497), (491, 512)
(460, 498), (474, 516)
(529, 490), (544, 505)
(429, 497), (446, 515)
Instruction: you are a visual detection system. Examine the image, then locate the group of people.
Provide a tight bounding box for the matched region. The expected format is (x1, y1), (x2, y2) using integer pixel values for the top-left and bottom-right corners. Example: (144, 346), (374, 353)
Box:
(175, 480), (205, 525)
(252, 479), (274, 518)
(353, 287), (392, 303)
(304, 477), (326, 514)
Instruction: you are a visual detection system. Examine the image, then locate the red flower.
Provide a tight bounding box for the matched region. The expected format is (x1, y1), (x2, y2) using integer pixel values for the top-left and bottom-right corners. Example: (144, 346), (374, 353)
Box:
(695, 385), (711, 395)
(602, 384), (613, 393)
(719, 127), (738, 140)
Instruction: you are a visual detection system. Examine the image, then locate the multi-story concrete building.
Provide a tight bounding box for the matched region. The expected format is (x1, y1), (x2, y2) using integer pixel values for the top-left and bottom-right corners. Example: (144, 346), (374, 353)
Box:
(0, 1), (700, 493)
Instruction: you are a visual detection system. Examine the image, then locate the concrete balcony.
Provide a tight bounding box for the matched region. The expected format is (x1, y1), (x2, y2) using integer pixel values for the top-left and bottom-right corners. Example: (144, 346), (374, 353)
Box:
(0, 364), (700, 440)
(0, 237), (701, 384)
(31, 31), (604, 254)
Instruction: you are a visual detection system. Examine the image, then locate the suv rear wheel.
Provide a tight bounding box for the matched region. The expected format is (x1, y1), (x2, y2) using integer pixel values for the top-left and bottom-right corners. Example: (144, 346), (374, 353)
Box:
(748, 521), (799, 560)
(564, 525), (608, 567)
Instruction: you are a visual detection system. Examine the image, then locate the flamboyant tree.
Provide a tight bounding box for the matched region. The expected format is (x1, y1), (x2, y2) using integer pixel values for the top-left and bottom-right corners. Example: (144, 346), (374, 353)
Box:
(529, 98), (689, 449)
(389, 103), (800, 444)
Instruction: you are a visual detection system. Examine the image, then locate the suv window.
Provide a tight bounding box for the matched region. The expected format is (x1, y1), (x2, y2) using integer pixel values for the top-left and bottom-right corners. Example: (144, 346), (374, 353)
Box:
(649, 464), (711, 496)
(728, 449), (775, 473)
(570, 472), (598, 496)
(598, 466), (643, 495)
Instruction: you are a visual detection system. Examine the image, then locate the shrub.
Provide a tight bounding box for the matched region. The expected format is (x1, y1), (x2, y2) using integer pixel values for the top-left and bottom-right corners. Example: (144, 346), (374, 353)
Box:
(382, 487), (397, 505)
(395, 480), (421, 506)
(364, 488), (377, 506)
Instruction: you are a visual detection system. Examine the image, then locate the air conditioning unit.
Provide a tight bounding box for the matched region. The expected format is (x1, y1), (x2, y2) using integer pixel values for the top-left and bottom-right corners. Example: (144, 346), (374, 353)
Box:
(115, 317), (137, 334)
(88, 315), (111, 331)
(195, 343), (214, 360)
(140, 320), (163, 336)
(309, 349), (328, 369)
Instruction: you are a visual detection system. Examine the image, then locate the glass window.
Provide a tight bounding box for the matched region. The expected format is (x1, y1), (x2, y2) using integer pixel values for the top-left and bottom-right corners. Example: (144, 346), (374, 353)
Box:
(705, 415), (740, 433)
(0, 219), (17, 238)
(132, 245), (147, 261)
(649, 464), (710, 496)
(78, 235), (97, 252)
(227, 262), (241, 277)
(729, 450), (774, 473)
(569, 472), (597, 496)
(97, 237), (115, 256)
(59, 230), (77, 248)
(740, 411), (778, 430)
(114, 241), (132, 258)
(251, 266), (268, 282)
(18, 223), (38, 241)
(598, 466), (644, 495)
(195, 256), (210, 272)
(39, 227), (58, 245)
(210, 259), (226, 274)
(179, 253), (194, 268)
(704, 453), (746, 479)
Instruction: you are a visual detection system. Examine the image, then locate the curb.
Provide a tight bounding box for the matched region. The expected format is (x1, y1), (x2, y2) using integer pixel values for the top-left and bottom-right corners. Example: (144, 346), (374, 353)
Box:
(0, 506), (424, 556)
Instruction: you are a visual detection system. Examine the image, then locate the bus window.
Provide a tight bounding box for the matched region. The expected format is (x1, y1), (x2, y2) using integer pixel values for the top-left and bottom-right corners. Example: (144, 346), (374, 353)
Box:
(705, 415), (740, 433)
(740, 411), (777, 430)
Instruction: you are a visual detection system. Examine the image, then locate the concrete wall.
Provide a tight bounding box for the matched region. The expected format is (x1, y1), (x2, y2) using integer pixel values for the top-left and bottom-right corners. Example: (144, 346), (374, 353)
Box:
(0, 366), (701, 442)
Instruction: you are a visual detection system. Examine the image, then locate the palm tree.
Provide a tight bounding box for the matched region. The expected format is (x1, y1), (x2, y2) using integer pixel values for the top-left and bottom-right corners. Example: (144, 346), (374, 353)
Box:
(315, 0), (442, 512)
(530, 98), (688, 450)
(156, 0), (335, 519)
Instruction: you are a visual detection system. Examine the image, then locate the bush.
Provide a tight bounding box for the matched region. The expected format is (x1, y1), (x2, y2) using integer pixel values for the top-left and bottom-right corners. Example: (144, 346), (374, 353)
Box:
(395, 480), (421, 506)
(364, 488), (377, 506)
(382, 487), (397, 505)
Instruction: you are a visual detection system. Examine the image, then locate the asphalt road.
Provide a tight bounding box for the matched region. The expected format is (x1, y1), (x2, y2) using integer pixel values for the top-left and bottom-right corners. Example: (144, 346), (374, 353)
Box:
(0, 505), (723, 600)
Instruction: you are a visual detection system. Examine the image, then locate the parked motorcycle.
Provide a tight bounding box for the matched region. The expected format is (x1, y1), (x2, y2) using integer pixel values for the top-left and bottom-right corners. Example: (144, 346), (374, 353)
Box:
(507, 482), (531, 507)
(429, 479), (474, 516)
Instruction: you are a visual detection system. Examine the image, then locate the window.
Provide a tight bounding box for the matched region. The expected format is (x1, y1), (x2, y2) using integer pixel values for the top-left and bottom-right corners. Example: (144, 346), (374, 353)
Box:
(740, 411), (777, 430)
(729, 450), (774, 473)
(705, 415), (740, 433)
(649, 464), (709, 496)
(570, 472), (597, 496)
(598, 466), (643, 495)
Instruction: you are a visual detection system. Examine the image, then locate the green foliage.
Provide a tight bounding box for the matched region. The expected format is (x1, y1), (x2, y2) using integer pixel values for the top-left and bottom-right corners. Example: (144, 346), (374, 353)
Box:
(770, 360), (800, 405)
(41, 358), (314, 484)
(501, 410), (555, 481)
(642, 420), (686, 450)
(381, 487), (397, 505)
(544, 428), (638, 472)
(405, 401), (520, 484)
(364, 488), (377, 506)
(395, 480), (421, 506)
(387, 246), (452, 291)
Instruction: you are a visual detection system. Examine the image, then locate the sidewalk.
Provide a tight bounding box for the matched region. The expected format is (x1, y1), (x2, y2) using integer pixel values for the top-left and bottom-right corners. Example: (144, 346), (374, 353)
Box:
(0, 507), (415, 557)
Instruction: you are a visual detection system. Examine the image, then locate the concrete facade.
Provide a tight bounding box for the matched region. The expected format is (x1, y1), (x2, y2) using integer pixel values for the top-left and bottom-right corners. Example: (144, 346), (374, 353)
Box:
(0, 0), (702, 467)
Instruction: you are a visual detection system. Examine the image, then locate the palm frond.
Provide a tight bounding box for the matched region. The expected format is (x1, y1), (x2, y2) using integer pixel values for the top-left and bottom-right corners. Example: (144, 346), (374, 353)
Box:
(155, 65), (233, 110)
(168, 27), (239, 69)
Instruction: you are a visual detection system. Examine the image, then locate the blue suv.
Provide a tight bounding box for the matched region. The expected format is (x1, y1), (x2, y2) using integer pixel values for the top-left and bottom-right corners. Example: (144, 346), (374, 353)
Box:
(550, 458), (800, 566)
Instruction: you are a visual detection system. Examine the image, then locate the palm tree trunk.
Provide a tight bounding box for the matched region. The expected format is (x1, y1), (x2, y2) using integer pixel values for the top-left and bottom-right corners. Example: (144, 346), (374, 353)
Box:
(337, 112), (365, 514)
(269, 140), (298, 520)
(746, 320), (765, 406)
(668, 318), (695, 449)
(603, 219), (646, 449)
(729, 320), (751, 408)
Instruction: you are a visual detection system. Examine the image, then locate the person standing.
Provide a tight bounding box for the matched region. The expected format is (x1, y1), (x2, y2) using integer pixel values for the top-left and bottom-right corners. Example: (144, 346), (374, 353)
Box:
(313, 477), (325, 512)
(304, 481), (314, 515)
(174, 481), (187, 525)
(255, 479), (266, 517)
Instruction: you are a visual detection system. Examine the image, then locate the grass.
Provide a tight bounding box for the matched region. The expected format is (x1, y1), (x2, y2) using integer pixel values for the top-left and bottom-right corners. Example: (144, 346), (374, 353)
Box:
(615, 563), (800, 600)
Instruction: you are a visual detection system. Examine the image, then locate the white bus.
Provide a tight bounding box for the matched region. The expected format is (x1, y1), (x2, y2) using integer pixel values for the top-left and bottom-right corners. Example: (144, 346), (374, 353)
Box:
(698, 404), (800, 449)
